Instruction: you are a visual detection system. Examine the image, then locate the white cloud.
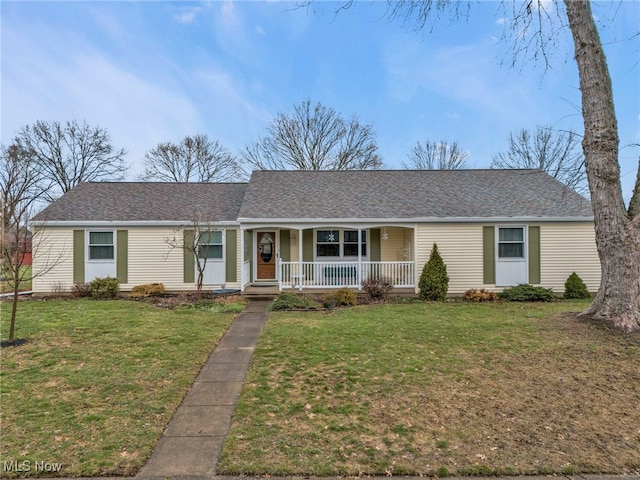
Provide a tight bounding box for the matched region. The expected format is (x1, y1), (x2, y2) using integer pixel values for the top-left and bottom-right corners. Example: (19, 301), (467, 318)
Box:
(174, 7), (202, 25)
(220, 1), (241, 31)
(0, 18), (253, 177)
(383, 35), (551, 122)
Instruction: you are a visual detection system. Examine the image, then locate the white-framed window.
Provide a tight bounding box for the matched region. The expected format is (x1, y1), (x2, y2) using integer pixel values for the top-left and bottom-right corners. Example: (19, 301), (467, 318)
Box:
(344, 230), (367, 257)
(197, 230), (223, 260)
(88, 231), (114, 260)
(498, 227), (525, 259)
(316, 230), (340, 257)
(316, 229), (367, 258)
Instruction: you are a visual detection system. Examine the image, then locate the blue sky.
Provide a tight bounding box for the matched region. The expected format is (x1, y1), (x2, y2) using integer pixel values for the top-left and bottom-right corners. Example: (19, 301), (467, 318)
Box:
(2, 1), (638, 199)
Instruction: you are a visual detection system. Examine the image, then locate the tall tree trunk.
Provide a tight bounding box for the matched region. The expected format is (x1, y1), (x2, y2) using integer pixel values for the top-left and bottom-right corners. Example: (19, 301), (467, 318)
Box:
(564, 0), (640, 332)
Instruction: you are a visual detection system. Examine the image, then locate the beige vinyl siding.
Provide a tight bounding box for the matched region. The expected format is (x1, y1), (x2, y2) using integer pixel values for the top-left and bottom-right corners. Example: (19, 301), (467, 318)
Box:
(32, 227), (74, 293)
(415, 222), (600, 295)
(33, 226), (242, 293)
(415, 223), (485, 294)
(124, 227), (242, 291)
(121, 227), (182, 290)
(380, 227), (413, 261)
(289, 229), (301, 262)
(537, 222), (600, 293)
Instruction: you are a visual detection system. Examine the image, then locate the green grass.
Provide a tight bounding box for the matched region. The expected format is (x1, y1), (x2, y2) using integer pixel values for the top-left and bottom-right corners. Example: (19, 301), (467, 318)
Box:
(1, 266), (32, 293)
(218, 300), (640, 476)
(0, 298), (237, 477)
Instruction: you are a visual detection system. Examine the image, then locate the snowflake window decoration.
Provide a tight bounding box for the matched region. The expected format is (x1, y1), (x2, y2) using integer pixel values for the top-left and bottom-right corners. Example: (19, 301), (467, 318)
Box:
(327, 232), (336, 242)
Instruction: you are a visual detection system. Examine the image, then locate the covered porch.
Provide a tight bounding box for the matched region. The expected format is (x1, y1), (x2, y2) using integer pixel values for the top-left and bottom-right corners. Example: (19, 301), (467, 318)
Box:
(240, 225), (417, 292)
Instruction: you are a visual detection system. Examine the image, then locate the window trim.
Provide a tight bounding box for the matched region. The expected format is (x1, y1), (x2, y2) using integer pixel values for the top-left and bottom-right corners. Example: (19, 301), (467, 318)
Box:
(496, 225), (527, 262)
(87, 230), (115, 262)
(314, 228), (368, 260)
(196, 229), (224, 262)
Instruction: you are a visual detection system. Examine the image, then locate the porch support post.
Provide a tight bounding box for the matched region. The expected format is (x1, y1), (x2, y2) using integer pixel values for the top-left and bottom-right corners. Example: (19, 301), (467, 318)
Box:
(413, 224), (418, 293)
(240, 228), (245, 291)
(298, 228), (303, 291)
(357, 228), (362, 289)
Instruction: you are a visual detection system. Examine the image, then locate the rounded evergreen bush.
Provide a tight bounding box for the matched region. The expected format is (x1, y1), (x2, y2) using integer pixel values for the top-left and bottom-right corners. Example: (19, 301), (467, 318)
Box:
(418, 243), (449, 301)
(564, 272), (591, 299)
(89, 277), (119, 299)
(268, 292), (321, 311)
(498, 284), (554, 302)
(330, 288), (358, 306)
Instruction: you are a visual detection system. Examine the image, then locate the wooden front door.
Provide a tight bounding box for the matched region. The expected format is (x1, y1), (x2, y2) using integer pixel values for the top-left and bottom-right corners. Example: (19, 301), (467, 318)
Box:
(256, 231), (276, 280)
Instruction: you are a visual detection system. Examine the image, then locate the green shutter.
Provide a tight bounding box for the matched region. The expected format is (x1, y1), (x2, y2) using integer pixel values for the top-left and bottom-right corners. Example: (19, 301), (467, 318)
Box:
(483, 226), (495, 285)
(369, 228), (381, 262)
(280, 230), (290, 262)
(73, 230), (85, 284)
(528, 226), (541, 284)
(303, 229), (313, 262)
(183, 230), (195, 284)
(225, 229), (237, 283)
(302, 229), (314, 280)
(116, 230), (128, 284)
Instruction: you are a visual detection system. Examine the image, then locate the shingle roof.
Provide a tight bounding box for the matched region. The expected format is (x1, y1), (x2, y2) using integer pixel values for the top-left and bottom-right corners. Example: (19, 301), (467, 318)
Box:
(33, 182), (248, 222)
(238, 169), (593, 220)
(33, 170), (593, 224)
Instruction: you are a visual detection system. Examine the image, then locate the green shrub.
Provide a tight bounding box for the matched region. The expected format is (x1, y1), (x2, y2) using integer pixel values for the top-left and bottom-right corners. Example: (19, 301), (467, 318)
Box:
(564, 272), (590, 299)
(361, 276), (393, 301)
(268, 292), (321, 311)
(463, 288), (499, 302)
(498, 283), (555, 302)
(325, 288), (357, 307)
(89, 277), (119, 299)
(418, 243), (449, 301)
(130, 283), (166, 298)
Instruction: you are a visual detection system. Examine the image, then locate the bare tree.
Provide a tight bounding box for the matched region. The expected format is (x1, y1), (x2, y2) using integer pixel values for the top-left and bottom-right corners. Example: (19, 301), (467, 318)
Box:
(564, 0), (639, 332)
(14, 120), (127, 202)
(402, 140), (468, 170)
(165, 214), (222, 300)
(349, 0), (639, 331)
(1, 144), (62, 345)
(491, 126), (587, 195)
(242, 99), (383, 171)
(1, 144), (41, 234)
(139, 134), (241, 182)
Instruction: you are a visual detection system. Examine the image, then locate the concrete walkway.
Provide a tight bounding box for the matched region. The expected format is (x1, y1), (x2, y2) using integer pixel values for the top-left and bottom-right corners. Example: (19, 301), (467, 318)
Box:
(137, 300), (270, 478)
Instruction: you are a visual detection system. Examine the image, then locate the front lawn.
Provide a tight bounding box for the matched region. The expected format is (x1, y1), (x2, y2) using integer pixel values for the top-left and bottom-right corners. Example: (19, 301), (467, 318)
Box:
(0, 298), (238, 477)
(0, 266), (32, 293)
(218, 300), (640, 476)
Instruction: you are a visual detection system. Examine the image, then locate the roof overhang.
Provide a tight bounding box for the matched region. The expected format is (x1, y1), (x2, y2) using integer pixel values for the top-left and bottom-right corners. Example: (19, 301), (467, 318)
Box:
(29, 220), (241, 228)
(238, 216), (595, 229)
(31, 215), (595, 229)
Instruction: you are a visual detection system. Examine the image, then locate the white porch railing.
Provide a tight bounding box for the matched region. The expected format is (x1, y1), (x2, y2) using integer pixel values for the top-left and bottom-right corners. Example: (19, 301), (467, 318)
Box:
(279, 261), (415, 289)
